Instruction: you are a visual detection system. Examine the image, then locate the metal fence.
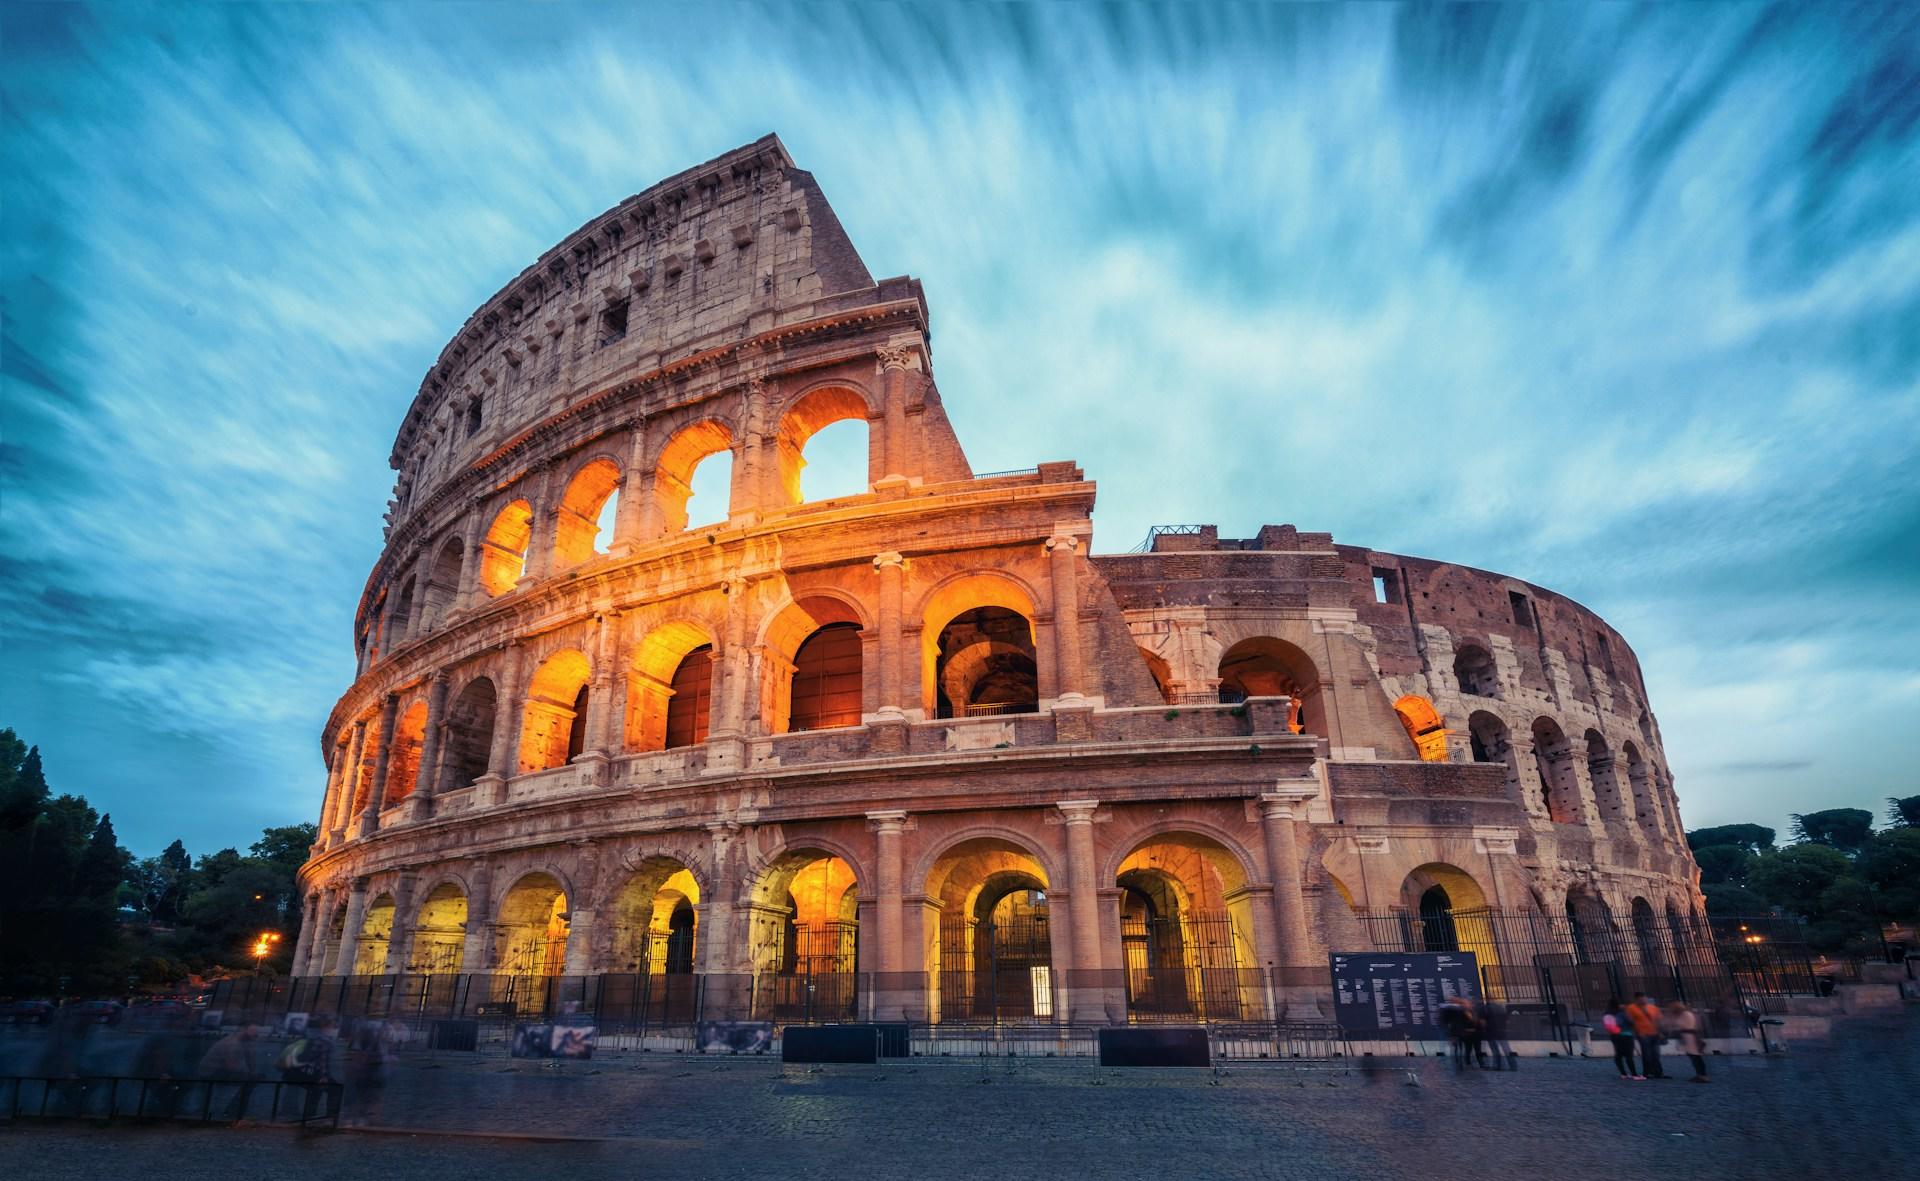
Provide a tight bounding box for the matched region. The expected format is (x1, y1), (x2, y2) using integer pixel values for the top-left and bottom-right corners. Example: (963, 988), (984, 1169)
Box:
(1, 1074), (342, 1129)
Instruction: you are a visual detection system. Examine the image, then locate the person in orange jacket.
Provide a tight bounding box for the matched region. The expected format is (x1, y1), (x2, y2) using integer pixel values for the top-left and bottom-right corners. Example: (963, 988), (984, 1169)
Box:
(1625, 992), (1666, 1079)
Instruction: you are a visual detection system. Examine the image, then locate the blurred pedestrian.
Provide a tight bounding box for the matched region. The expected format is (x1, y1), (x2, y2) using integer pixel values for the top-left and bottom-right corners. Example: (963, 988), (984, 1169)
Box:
(34, 1010), (93, 1116)
(1602, 997), (1640, 1079)
(132, 1012), (196, 1118)
(277, 1013), (339, 1125)
(345, 1016), (405, 1126)
(1626, 992), (1666, 1079)
(1481, 998), (1516, 1070)
(1438, 995), (1473, 1071)
(200, 1024), (262, 1122)
(1663, 1000), (1709, 1083)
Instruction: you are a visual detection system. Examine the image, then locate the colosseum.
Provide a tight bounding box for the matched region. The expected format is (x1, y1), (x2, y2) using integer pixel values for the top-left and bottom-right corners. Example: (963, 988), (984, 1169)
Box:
(291, 136), (1704, 1033)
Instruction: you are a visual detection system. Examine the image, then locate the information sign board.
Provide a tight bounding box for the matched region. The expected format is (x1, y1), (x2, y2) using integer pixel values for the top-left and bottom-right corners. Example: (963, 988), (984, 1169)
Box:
(1329, 952), (1481, 1039)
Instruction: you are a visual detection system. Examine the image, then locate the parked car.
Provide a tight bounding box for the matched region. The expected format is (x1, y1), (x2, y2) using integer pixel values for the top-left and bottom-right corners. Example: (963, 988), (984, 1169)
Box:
(0, 999), (56, 1025)
(63, 999), (124, 1025)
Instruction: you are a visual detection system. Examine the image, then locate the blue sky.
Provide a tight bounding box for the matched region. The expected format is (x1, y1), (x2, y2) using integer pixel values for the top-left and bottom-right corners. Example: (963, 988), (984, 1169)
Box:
(3, 3), (1915, 857)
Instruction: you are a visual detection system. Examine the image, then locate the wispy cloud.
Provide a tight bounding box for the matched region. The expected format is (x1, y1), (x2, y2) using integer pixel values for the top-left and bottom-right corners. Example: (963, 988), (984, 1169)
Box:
(2, 3), (1914, 853)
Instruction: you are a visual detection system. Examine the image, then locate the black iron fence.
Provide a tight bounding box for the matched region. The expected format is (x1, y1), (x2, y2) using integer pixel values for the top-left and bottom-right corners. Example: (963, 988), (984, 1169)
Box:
(1, 1074), (342, 1129)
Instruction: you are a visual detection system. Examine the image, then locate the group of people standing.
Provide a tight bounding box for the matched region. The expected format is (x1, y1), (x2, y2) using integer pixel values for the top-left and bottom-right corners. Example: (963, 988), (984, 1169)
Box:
(1602, 993), (1710, 1082)
(176, 1011), (404, 1125)
(1436, 995), (1519, 1070)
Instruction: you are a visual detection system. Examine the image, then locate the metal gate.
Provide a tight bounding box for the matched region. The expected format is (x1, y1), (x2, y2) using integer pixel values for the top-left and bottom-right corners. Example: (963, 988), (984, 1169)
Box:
(937, 909), (1053, 1022)
(755, 920), (857, 1023)
(1122, 911), (1246, 1021)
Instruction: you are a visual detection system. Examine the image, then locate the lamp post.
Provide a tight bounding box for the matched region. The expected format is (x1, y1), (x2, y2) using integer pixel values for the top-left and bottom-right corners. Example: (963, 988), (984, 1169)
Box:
(252, 931), (282, 975)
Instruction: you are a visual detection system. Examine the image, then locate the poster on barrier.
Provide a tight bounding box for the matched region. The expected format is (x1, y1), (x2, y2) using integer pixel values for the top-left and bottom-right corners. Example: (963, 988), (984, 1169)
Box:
(511, 1022), (597, 1059)
(1329, 952), (1480, 1040)
(697, 1020), (773, 1055)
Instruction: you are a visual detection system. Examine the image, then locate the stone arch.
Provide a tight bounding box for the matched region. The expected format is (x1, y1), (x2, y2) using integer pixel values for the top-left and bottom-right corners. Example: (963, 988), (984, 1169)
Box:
(353, 892), (397, 975)
(495, 870), (571, 977)
(1398, 863), (1500, 973)
(917, 571), (1042, 719)
(551, 455), (622, 570)
(1112, 829), (1259, 1021)
(1629, 896), (1665, 968)
(1467, 710), (1529, 810)
(774, 385), (874, 504)
(382, 699), (429, 806)
(479, 499), (533, 596)
(518, 648), (592, 772)
(1531, 716), (1583, 825)
(1584, 728), (1625, 825)
(922, 836), (1055, 1022)
(411, 881), (468, 973)
(745, 845), (862, 1020)
(655, 418), (734, 533)
(1393, 694), (1449, 761)
(422, 536), (465, 628)
(1453, 643), (1500, 698)
(1137, 646), (1174, 705)
(390, 576), (417, 646)
(439, 676), (497, 793)
(760, 594), (869, 734)
(1216, 636), (1321, 736)
(605, 854), (704, 975)
(910, 825), (1062, 893)
(628, 617), (717, 751)
(1622, 741), (1661, 837)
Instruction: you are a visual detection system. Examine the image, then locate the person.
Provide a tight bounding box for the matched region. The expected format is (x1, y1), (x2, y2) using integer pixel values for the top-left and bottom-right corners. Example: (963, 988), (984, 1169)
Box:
(1460, 998), (1489, 1068)
(1625, 992), (1666, 1079)
(199, 1024), (262, 1122)
(278, 1013), (340, 1125)
(1601, 997), (1640, 1079)
(1438, 995), (1474, 1071)
(1663, 1000), (1709, 1083)
(344, 1016), (404, 1127)
(1481, 998), (1517, 1070)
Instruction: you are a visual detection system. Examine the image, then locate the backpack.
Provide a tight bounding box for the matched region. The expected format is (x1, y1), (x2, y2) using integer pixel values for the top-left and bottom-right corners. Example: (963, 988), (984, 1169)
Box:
(275, 1037), (317, 1080)
(1601, 1013), (1622, 1036)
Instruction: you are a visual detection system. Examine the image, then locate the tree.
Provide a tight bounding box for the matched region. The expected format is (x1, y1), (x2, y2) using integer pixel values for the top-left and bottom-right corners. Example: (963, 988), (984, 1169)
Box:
(251, 823), (318, 871)
(1887, 796), (1920, 829)
(1693, 844), (1755, 887)
(1701, 883), (1771, 917)
(1790, 809), (1875, 854)
(1748, 844), (1853, 917)
(1686, 824), (1775, 854)
(1859, 828), (1920, 923)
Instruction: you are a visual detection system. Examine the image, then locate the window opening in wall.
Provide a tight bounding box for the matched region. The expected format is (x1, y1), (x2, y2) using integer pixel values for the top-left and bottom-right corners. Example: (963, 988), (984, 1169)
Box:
(797, 418), (868, 503)
(595, 490), (618, 551)
(1596, 633), (1614, 674)
(933, 607), (1038, 719)
(1370, 567), (1400, 605)
(599, 299), (629, 346)
(1508, 590), (1532, 627)
(788, 623), (863, 732)
(683, 450), (732, 529)
(466, 397), (483, 437)
(664, 645), (714, 749)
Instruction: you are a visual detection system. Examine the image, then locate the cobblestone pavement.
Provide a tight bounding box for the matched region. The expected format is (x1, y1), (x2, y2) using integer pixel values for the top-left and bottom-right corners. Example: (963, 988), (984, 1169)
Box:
(4, 1015), (1916, 1180)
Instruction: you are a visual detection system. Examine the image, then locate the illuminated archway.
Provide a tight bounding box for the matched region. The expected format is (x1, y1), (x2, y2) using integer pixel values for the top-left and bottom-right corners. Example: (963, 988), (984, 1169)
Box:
(1114, 833), (1257, 1021)
(496, 872), (569, 977)
(774, 386), (872, 504)
(353, 893), (396, 975)
(923, 837), (1054, 1023)
(934, 609), (1038, 718)
(607, 856), (702, 975)
(655, 420), (733, 533)
(761, 595), (867, 734)
(518, 649), (591, 772)
(411, 883), (468, 974)
(1393, 695), (1449, 761)
(1138, 647), (1174, 705)
(382, 700), (429, 805)
(1397, 864), (1499, 977)
(1216, 637), (1320, 735)
(747, 850), (859, 1021)
(917, 573), (1040, 718)
(479, 499), (533, 596)
(551, 457), (622, 569)
(629, 620), (714, 751)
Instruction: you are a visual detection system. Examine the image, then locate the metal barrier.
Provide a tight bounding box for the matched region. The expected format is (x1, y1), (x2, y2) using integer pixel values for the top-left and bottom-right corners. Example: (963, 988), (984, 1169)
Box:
(1, 1075), (343, 1129)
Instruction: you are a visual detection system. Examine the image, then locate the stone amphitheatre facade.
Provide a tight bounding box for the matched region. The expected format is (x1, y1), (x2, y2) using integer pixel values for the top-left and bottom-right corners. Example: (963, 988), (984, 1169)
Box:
(294, 136), (1703, 1024)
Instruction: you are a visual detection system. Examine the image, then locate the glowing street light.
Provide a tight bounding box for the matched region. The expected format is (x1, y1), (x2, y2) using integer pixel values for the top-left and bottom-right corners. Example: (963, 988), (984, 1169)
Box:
(251, 931), (282, 972)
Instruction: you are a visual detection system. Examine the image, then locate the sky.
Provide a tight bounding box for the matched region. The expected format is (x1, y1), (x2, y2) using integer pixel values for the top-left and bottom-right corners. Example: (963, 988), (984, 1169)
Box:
(3, 3), (1916, 859)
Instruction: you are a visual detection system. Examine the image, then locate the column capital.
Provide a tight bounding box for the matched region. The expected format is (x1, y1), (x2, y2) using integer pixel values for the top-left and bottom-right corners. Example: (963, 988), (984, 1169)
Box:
(1044, 533), (1080, 554)
(873, 551), (905, 570)
(1056, 799), (1101, 824)
(1259, 785), (1319, 820)
(428, 668), (450, 685)
(875, 344), (919, 372)
(865, 809), (909, 833)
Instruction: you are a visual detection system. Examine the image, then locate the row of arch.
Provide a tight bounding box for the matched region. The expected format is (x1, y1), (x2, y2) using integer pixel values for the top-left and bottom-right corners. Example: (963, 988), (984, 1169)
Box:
(1465, 710), (1673, 835)
(360, 385), (879, 669)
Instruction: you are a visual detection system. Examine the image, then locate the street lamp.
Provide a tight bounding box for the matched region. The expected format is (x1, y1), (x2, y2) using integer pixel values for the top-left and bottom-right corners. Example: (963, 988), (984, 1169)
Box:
(251, 931), (282, 974)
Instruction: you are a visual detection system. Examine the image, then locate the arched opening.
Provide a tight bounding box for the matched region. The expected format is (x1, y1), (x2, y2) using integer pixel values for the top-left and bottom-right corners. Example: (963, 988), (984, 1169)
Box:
(1138, 647), (1174, 705)
(629, 621), (715, 751)
(1531, 717), (1582, 825)
(422, 537), (464, 629)
(933, 608), (1038, 718)
(776, 386), (872, 504)
(1397, 864), (1499, 983)
(655, 420), (734, 533)
(1623, 742), (1662, 837)
(346, 711), (380, 816)
(411, 883), (467, 975)
(518, 649), (592, 773)
(761, 596), (867, 734)
(1216, 637), (1321, 736)
(918, 574), (1041, 719)
(479, 499), (533, 596)
(1585, 729), (1624, 824)
(1564, 888), (1616, 965)
(1419, 886), (1458, 952)
(1630, 897), (1664, 970)
(382, 700), (429, 806)
(390, 578), (416, 646)
(1467, 710), (1527, 808)
(747, 851), (859, 1022)
(1393, 695), (1449, 761)
(1453, 644), (1500, 698)
(439, 677), (496, 793)
(496, 872), (569, 978)
(353, 894), (396, 976)
(552, 457), (622, 569)
(1115, 834), (1257, 1021)
(604, 856), (702, 1023)
(924, 838), (1054, 1023)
